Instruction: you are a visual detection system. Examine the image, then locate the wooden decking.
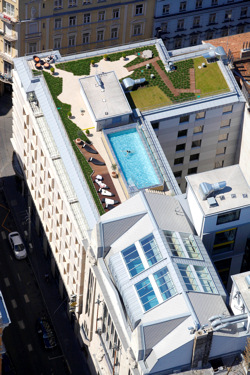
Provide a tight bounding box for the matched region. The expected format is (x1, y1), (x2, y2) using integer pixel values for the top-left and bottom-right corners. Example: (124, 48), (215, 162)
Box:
(75, 140), (121, 212)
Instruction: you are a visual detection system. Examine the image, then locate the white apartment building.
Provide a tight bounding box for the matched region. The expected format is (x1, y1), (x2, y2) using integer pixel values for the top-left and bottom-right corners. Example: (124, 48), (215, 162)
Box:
(154, 0), (250, 50)
(11, 38), (250, 374)
(186, 165), (250, 289)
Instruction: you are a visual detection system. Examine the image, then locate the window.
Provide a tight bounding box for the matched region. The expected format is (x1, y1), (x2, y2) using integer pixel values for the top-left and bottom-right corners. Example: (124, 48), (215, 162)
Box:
(214, 258), (231, 287)
(178, 264), (200, 291)
(68, 0), (77, 6)
(195, 0), (202, 8)
(192, 140), (202, 148)
(188, 167), (197, 175)
(4, 40), (11, 55)
(68, 35), (76, 46)
(190, 36), (198, 46)
(4, 61), (11, 75)
(55, 18), (62, 29)
(135, 278), (158, 311)
(98, 11), (105, 21)
(196, 111), (205, 120)
(179, 2), (186, 11)
(83, 13), (90, 23)
(111, 27), (118, 39)
(82, 33), (90, 44)
(3, 1), (14, 16)
(164, 231), (202, 260)
(135, 4), (143, 15)
(177, 19), (184, 30)
(213, 228), (237, 254)
(206, 31), (214, 40)
(29, 22), (38, 34)
(194, 266), (217, 293)
(97, 30), (104, 41)
(69, 16), (76, 26)
(174, 171), (182, 178)
(54, 0), (63, 8)
(54, 38), (61, 49)
(140, 234), (162, 266)
(216, 147), (226, 155)
(240, 7), (247, 17)
(133, 24), (142, 36)
(214, 160), (224, 169)
(190, 153), (199, 161)
(193, 16), (200, 27)
(237, 25), (245, 34)
(209, 13), (216, 24)
(174, 157), (184, 165)
(162, 4), (169, 15)
(176, 143), (185, 152)
(225, 10), (232, 21)
(178, 129), (187, 138)
(174, 38), (182, 49)
(152, 122), (159, 130)
(223, 105), (233, 113)
(28, 43), (37, 54)
(179, 115), (189, 123)
(154, 267), (176, 300)
(211, 0), (218, 4)
(113, 8), (120, 18)
(217, 210), (240, 225)
(218, 133), (229, 142)
(221, 29), (229, 37)
(122, 244), (144, 277)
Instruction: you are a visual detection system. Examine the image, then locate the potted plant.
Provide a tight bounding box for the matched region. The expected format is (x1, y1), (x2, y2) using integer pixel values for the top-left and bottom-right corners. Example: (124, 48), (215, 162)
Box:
(50, 67), (55, 75)
(111, 163), (117, 178)
(67, 111), (72, 118)
(76, 137), (82, 145)
(122, 52), (126, 61)
(85, 129), (90, 135)
(103, 54), (108, 61)
(91, 59), (95, 67)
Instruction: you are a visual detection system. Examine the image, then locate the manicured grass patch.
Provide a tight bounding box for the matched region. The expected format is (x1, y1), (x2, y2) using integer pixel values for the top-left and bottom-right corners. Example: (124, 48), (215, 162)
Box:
(157, 59), (194, 89)
(43, 72), (105, 215)
(56, 46), (158, 76)
(127, 86), (172, 110)
(194, 57), (229, 95)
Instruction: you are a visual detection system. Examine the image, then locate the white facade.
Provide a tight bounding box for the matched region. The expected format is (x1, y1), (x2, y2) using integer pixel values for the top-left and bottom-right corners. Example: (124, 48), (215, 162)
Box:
(154, 0), (250, 50)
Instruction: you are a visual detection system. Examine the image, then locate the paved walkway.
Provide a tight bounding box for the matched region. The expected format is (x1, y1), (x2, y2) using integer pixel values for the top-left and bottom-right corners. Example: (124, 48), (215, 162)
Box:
(126, 56), (160, 72)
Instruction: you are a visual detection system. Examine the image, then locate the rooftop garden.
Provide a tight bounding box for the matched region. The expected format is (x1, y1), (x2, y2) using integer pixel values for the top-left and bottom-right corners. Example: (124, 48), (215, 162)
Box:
(42, 71), (105, 215)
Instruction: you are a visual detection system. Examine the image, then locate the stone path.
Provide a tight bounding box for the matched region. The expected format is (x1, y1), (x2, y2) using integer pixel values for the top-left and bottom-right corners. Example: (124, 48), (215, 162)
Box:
(127, 60), (201, 97)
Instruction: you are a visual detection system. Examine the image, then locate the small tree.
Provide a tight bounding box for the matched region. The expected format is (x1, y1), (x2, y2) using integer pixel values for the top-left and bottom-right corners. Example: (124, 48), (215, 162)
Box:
(122, 53), (126, 60)
(50, 67), (55, 75)
(85, 129), (90, 135)
(67, 111), (72, 118)
(103, 54), (108, 61)
(91, 59), (95, 66)
(111, 163), (117, 171)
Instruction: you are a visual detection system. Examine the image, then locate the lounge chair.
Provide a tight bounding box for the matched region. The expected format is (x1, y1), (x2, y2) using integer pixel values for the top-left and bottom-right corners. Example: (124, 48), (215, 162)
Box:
(98, 189), (114, 196)
(95, 175), (103, 181)
(88, 157), (105, 166)
(83, 143), (98, 154)
(95, 179), (109, 189)
(101, 198), (119, 207)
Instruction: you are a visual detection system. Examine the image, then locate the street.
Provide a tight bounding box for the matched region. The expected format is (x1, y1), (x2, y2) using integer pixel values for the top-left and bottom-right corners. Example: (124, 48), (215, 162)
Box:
(0, 93), (91, 374)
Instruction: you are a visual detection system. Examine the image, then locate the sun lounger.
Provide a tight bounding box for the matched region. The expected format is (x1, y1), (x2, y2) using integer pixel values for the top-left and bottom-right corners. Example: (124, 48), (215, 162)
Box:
(95, 175), (103, 180)
(101, 198), (119, 207)
(95, 179), (109, 189)
(98, 189), (114, 196)
(83, 143), (98, 154)
(88, 157), (105, 166)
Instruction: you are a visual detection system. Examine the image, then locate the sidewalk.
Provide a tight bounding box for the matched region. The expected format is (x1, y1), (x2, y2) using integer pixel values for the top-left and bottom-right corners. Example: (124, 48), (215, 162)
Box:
(2, 175), (91, 375)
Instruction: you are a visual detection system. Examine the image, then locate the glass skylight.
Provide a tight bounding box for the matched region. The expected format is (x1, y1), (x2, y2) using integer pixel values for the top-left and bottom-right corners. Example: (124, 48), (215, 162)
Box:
(164, 230), (202, 260)
(122, 244), (144, 277)
(153, 267), (176, 300)
(135, 277), (159, 311)
(177, 264), (200, 292)
(194, 266), (217, 294)
(140, 234), (162, 266)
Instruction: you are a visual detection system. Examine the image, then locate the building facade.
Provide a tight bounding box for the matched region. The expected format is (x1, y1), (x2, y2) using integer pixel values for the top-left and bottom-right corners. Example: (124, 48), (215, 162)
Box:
(154, 0), (250, 50)
(0, 0), (155, 94)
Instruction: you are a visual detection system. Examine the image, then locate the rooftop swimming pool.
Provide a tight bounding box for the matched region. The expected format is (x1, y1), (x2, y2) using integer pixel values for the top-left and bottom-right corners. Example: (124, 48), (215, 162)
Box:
(107, 127), (161, 190)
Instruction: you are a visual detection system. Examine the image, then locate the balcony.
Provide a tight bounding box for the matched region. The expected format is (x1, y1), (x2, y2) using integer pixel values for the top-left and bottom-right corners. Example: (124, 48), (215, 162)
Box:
(0, 52), (14, 64)
(3, 32), (18, 42)
(25, 32), (42, 40)
(0, 73), (12, 84)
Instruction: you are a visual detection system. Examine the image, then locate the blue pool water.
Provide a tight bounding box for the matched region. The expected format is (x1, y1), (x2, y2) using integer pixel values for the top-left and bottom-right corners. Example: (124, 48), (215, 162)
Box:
(108, 128), (161, 189)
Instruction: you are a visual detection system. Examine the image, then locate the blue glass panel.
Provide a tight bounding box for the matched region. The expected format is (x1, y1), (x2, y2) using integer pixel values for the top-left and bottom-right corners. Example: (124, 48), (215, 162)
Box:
(135, 278), (158, 311)
(140, 234), (162, 266)
(154, 267), (176, 301)
(122, 244), (144, 277)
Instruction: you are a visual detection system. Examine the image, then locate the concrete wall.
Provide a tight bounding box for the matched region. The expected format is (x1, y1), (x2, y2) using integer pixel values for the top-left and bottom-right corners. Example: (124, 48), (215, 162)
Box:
(239, 106), (250, 186)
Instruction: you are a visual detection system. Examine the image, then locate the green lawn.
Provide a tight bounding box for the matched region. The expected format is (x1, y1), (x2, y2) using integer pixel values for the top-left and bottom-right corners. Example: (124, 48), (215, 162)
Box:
(127, 86), (172, 110)
(194, 57), (229, 95)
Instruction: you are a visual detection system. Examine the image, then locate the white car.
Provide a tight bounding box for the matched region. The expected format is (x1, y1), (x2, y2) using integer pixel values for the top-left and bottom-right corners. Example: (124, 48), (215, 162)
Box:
(8, 232), (27, 260)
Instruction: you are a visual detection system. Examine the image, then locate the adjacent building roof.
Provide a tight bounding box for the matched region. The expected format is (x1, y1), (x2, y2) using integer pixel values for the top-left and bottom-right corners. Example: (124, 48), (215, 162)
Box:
(186, 165), (250, 216)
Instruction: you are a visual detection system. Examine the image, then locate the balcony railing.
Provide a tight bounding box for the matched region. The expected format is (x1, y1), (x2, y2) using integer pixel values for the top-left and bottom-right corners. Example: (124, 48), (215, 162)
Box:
(0, 73), (12, 84)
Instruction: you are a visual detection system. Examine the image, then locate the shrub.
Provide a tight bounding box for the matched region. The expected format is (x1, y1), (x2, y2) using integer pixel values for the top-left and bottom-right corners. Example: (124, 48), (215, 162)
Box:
(91, 59), (95, 66)
(67, 111), (72, 117)
(85, 129), (90, 135)
(50, 67), (55, 73)
(103, 54), (108, 60)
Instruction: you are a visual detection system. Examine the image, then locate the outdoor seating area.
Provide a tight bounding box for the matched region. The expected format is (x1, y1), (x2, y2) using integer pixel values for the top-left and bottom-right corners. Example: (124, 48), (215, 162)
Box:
(75, 139), (121, 212)
(33, 55), (55, 71)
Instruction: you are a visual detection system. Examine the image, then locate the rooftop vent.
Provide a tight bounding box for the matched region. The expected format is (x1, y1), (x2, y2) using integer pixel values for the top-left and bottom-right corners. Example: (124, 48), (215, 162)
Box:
(207, 197), (217, 207)
(199, 181), (226, 200)
(220, 195), (225, 201)
(243, 193), (248, 198)
(122, 77), (146, 91)
(95, 74), (104, 89)
(231, 194), (236, 198)
(245, 275), (250, 289)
